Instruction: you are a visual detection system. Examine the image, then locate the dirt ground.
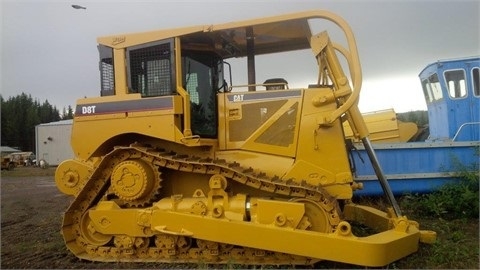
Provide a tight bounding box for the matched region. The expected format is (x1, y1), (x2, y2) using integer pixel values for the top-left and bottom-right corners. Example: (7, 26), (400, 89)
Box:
(1, 167), (72, 269)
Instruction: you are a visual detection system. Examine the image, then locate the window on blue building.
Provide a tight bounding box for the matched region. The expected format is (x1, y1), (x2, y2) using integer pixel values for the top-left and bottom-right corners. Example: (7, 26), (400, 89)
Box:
(445, 69), (466, 99)
(472, 67), (479, 97)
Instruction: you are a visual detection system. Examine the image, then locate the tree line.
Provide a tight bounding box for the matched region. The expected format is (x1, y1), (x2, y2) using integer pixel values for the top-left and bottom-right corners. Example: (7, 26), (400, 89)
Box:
(1, 93), (74, 152)
(397, 110), (428, 127)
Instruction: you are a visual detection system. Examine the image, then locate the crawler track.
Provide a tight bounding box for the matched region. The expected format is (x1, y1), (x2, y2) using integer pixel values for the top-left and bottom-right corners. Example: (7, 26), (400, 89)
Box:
(62, 143), (341, 265)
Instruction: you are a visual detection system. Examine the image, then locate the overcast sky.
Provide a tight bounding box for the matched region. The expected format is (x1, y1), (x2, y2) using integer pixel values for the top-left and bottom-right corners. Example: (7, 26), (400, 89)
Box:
(1, 0), (479, 113)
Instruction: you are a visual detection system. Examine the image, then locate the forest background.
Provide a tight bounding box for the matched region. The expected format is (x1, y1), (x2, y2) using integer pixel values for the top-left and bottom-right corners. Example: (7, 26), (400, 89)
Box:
(1, 93), (74, 152)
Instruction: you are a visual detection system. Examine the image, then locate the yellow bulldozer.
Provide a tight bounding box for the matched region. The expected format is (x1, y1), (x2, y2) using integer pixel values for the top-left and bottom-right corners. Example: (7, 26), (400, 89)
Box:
(55, 10), (435, 267)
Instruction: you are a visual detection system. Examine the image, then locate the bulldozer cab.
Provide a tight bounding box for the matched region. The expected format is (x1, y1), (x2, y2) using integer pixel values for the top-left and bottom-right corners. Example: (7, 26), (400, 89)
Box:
(96, 13), (328, 143)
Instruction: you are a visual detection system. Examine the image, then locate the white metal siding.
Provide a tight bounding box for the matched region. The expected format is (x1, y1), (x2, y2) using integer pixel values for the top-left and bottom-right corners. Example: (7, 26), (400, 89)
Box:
(35, 121), (73, 166)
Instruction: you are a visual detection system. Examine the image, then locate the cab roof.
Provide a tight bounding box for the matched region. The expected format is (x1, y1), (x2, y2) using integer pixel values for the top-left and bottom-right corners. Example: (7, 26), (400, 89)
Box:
(97, 11), (321, 58)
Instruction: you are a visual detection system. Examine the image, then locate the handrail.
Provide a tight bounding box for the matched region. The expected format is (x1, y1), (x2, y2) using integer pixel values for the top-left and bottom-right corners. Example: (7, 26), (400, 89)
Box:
(452, 122), (480, 141)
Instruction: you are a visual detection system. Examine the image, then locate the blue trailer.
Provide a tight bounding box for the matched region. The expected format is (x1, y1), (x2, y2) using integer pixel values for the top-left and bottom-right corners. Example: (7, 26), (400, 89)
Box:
(353, 57), (480, 196)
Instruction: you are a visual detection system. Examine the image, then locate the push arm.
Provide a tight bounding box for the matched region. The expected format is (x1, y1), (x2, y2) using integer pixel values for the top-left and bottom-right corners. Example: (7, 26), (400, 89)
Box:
(309, 17), (402, 217)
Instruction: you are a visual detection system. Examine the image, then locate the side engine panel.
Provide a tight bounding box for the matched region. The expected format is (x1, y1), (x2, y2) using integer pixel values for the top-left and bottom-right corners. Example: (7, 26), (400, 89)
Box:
(218, 87), (353, 199)
(71, 94), (184, 159)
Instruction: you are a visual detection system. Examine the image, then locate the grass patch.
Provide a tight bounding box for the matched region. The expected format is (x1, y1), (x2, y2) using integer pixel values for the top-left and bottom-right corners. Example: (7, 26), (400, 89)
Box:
(391, 218), (479, 269)
(403, 167), (478, 269)
(394, 167), (479, 268)
(401, 161), (479, 220)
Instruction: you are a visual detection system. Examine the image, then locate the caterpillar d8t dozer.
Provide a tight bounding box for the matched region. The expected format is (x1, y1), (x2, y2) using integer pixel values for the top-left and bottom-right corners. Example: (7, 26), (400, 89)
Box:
(55, 10), (435, 267)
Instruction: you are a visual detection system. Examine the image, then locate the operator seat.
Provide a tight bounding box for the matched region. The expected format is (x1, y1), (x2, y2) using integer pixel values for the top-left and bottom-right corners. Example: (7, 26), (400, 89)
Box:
(264, 78), (288, 90)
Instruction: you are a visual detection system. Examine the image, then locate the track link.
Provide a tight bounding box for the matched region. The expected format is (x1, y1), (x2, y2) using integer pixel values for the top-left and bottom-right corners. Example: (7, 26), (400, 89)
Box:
(61, 143), (341, 265)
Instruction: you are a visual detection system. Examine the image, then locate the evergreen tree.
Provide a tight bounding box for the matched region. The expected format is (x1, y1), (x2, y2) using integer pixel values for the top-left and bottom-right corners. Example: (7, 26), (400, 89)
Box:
(61, 105), (74, 120)
(0, 93), (63, 151)
(397, 110), (428, 127)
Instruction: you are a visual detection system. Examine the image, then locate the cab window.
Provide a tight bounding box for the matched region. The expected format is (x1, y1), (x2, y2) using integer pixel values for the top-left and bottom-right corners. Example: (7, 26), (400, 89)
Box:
(98, 45), (115, 96)
(127, 40), (175, 97)
(182, 52), (222, 137)
(472, 67), (480, 97)
(421, 73), (443, 103)
(445, 69), (466, 98)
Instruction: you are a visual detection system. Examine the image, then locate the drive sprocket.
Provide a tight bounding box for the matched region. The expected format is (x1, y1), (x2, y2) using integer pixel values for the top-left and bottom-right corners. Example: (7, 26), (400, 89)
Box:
(110, 158), (161, 207)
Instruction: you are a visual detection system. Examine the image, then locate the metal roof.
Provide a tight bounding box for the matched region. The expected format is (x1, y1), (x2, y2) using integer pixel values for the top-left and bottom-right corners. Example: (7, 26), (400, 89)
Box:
(1, 146), (21, 153)
(36, 119), (73, 127)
